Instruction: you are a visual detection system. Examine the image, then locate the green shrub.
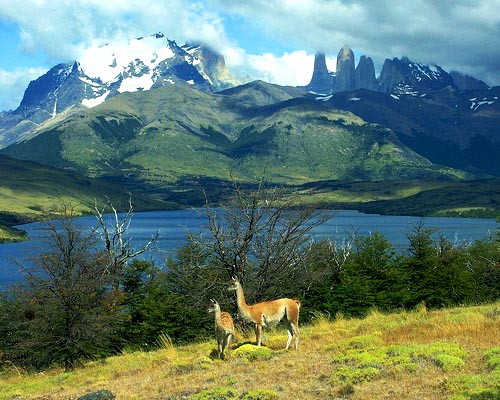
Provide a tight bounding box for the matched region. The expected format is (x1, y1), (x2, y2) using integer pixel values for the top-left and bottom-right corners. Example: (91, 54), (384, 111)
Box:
(434, 354), (465, 371)
(484, 348), (500, 370)
(232, 344), (274, 361)
(191, 386), (239, 400)
(242, 389), (279, 399)
(332, 366), (380, 385)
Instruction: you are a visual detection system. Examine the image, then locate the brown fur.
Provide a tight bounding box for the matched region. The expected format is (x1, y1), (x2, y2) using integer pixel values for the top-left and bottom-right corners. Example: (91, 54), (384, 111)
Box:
(208, 300), (234, 359)
(228, 277), (300, 350)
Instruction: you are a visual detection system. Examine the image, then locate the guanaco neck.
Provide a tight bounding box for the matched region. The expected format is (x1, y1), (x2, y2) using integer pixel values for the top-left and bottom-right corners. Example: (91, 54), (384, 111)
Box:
(235, 283), (254, 322)
(213, 307), (222, 325)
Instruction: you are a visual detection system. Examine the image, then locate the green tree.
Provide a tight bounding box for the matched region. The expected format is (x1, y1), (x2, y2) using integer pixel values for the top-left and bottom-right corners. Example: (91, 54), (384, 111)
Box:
(119, 250), (216, 347)
(404, 222), (477, 309)
(338, 232), (407, 316)
(468, 234), (500, 302)
(301, 239), (351, 318)
(8, 206), (121, 371)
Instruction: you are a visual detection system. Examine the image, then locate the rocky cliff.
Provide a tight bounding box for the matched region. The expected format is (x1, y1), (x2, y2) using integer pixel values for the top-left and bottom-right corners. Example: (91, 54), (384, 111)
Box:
(305, 53), (334, 94)
(335, 45), (356, 92)
(355, 55), (378, 91)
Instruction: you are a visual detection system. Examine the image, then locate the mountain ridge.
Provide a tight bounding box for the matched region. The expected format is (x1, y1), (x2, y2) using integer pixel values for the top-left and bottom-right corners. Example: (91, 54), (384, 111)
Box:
(1, 82), (476, 197)
(0, 33), (246, 149)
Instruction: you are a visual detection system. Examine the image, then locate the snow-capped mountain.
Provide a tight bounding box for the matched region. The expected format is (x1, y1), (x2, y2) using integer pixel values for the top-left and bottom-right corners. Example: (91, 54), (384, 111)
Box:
(0, 33), (243, 148)
(21, 33), (241, 113)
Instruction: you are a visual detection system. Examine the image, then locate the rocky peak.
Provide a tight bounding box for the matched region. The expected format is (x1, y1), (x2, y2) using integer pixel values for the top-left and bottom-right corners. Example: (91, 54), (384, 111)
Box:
(355, 55), (377, 91)
(449, 71), (489, 91)
(378, 56), (454, 94)
(184, 44), (245, 91)
(335, 45), (355, 92)
(305, 52), (334, 94)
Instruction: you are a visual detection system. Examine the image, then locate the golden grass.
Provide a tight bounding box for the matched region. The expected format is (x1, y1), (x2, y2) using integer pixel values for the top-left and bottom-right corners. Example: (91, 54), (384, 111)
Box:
(1, 302), (500, 399)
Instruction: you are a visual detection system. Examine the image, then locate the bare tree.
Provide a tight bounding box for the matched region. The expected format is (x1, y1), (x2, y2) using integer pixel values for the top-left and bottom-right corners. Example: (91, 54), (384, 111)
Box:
(197, 176), (330, 300)
(93, 198), (159, 285)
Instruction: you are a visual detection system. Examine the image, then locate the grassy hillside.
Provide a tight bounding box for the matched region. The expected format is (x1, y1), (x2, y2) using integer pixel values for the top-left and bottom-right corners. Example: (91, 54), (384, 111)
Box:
(326, 86), (500, 176)
(0, 154), (177, 242)
(288, 178), (500, 218)
(1, 302), (499, 399)
(1, 84), (472, 195)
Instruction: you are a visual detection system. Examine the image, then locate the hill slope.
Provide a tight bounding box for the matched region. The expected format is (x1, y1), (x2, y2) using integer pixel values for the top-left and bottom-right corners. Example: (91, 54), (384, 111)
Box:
(324, 86), (500, 175)
(1, 83), (472, 202)
(1, 302), (499, 399)
(0, 154), (176, 242)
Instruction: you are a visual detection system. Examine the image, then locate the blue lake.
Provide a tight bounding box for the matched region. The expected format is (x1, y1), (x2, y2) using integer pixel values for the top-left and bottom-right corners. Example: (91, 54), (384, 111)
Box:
(1, 209), (497, 288)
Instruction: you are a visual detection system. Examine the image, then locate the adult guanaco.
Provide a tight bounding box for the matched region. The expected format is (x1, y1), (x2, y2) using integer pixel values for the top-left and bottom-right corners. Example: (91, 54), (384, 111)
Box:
(208, 299), (234, 360)
(227, 276), (300, 350)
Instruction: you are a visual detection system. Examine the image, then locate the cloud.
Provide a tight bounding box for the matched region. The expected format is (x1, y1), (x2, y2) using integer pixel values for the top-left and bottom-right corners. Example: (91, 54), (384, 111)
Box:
(207, 0), (500, 86)
(233, 51), (336, 87)
(1, 0), (230, 61)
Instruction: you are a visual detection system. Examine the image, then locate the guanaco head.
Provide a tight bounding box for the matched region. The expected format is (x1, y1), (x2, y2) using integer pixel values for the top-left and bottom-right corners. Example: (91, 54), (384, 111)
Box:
(208, 299), (220, 314)
(227, 276), (240, 292)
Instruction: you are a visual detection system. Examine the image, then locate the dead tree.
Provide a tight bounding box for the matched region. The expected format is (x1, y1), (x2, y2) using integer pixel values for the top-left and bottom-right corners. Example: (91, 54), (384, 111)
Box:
(93, 198), (159, 284)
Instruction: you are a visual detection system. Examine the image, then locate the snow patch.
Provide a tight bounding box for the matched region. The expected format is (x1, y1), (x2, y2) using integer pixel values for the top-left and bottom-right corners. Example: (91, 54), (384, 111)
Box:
(82, 91), (110, 108)
(469, 96), (497, 111)
(77, 34), (176, 85)
(119, 74), (154, 92)
(315, 95), (333, 101)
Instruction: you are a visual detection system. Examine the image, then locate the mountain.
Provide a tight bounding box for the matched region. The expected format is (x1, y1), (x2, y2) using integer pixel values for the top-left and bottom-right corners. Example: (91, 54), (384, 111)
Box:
(1, 39), (499, 216)
(0, 33), (244, 149)
(1, 81), (473, 203)
(306, 45), (489, 96)
(378, 56), (454, 94)
(321, 85), (500, 175)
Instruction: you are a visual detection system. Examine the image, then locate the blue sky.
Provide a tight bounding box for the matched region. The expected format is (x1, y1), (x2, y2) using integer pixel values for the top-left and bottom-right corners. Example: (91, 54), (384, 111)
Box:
(1, 0), (500, 111)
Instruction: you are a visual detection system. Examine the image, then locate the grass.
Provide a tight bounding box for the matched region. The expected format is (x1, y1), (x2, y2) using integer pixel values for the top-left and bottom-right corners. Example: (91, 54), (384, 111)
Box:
(0, 154), (178, 242)
(1, 302), (500, 399)
(287, 178), (500, 218)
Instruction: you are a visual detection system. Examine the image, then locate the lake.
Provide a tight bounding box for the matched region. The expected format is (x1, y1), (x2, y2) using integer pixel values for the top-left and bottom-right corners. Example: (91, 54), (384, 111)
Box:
(1, 209), (497, 288)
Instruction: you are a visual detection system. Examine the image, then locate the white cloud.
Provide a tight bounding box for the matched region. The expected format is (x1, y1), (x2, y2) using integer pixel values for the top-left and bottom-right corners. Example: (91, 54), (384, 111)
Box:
(237, 51), (336, 87)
